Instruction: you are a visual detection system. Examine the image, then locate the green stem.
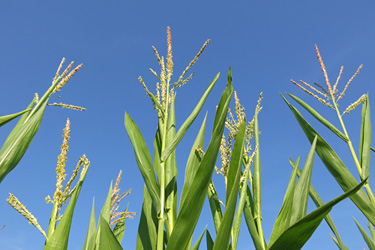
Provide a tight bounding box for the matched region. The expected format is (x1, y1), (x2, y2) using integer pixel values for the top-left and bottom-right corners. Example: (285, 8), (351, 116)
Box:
(332, 96), (375, 204)
(157, 78), (171, 250)
(46, 202), (59, 240)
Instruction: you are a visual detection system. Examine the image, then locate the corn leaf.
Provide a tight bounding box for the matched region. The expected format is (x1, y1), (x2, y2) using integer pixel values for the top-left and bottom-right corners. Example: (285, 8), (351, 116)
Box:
(243, 185), (264, 250)
(354, 218), (375, 250)
(213, 119), (246, 250)
(113, 205), (128, 243)
(44, 163), (89, 250)
(0, 109), (31, 127)
(125, 113), (160, 212)
(290, 136), (317, 224)
(95, 215), (123, 250)
(136, 185), (158, 250)
(287, 93), (348, 142)
(370, 223), (375, 243)
(360, 94), (371, 180)
(153, 122), (162, 180)
(269, 157), (299, 246)
(294, 167), (349, 250)
(161, 73), (220, 162)
(207, 180), (223, 234)
(179, 113), (207, 211)
(83, 199), (97, 250)
(253, 107), (262, 223)
(165, 70), (233, 250)
(268, 178), (367, 250)
(206, 230), (214, 250)
(191, 226), (207, 250)
(281, 94), (375, 226)
(232, 162), (251, 249)
(0, 101), (47, 183)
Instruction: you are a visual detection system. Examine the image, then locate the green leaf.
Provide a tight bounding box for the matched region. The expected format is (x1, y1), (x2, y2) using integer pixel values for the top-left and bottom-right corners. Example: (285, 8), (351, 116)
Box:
(206, 230), (214, 250)
(269, 157), (300, 247)
(268, 178), (367, 250)
(287, 93), (348, 142)
(83, 199), (97, 250)
(253, 106), (262, 222)
(191, 226), (207, 250)
(125, 112), (160, 212)
(243, 185), (264, 250)
(232, 162), (251, 249)
(165, 70), (233, 250)
(354, 218), (375, 250)
(44, 163), (89, 250)
(369, 222), (375, 243)
(290, 136), (317, 224)
(136, 185), (158, 250)
(282, 93), (375, 226)
(0, 108), (31, 127)
(113, 205), (128, 243)
(294, 166), (349, 250)
(161, 73), (220, 162)
(95, 215), (123, 250)
(360, 94), (371, 180)
(213, 119), (246, 250)
(207, 180), (223, 234)
(179, 113), (207, 212)
(0, 101), (47, 183)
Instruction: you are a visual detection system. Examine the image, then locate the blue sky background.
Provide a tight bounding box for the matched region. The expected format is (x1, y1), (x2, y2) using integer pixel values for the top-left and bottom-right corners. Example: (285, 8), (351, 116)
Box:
(1, 1), (375, 249)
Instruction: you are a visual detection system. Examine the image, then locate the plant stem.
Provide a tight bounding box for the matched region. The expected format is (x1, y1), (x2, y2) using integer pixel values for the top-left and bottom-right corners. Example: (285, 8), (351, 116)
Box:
(157, 78), (171, 250)
(332, 96), (375, 204)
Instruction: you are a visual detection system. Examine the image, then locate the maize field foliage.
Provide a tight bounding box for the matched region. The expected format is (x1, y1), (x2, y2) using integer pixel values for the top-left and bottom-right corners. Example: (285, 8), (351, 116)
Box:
(2, 28), (375, 249)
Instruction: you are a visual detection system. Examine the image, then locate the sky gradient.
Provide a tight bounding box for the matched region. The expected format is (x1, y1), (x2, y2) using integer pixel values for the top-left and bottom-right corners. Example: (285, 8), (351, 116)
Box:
(1, 1), (375, 249)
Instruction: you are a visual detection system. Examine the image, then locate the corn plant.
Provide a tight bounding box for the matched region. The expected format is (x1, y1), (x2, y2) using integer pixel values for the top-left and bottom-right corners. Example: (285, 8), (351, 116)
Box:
(0, 58), (84, 183)
(282, 45), (375, 248)
(124, 28), (366, 250)
(201, 89), (366, 250)
(7, 119), (90, 250)
(124, 27), (232, 250)
(82, 170), (135, 250)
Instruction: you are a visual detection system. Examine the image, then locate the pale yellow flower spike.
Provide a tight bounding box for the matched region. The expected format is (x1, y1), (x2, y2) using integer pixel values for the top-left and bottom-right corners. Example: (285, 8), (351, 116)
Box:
(50, 103), (86, 111)
(315, 45), (333, 95)
(300, 80), (328, 99)
(54, 119), (70, 202)
(7, 193), (47, 238)
(53, 63), (83, 93)
(291, 80), (333, 108)
(337, 64), (363, 102)
(53, 58), (66, 83)
(166, 26), (173, 80)
(333, 66), (344, 95)
(342, 94), (366, 115)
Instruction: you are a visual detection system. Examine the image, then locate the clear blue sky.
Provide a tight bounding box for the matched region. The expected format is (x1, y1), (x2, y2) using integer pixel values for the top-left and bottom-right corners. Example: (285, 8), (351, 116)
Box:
(1, 1), (375, 249)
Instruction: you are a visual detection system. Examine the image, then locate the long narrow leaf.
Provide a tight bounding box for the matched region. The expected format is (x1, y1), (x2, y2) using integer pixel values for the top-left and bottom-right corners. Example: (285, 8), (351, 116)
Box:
(179, 113), (207, 211)
(294, 167), (349, 250)
(161, 73), (220, 162)
(166, 70), (233, 250)
(0, 109), (31, 127)
(282, 93), (375, 226)
(268, 178), (367, 250)
(213, 119), (246, 250)
(125, 113), (160, 212)
(206, 230), (214, 250)
(82, 199), (97, 250)
(360, 94), (371, 180)
(287, 93), (348, 142)
(191, 226), (207, 250)
(290, 136), (317, 224)
(95, 215), (123, 250)
(136, 185), (158, 250)
(269, 157), (300, 246)
(354, 218), (375, 250)
(0, 101), (47, 183)
(207, 180), (223, 234)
